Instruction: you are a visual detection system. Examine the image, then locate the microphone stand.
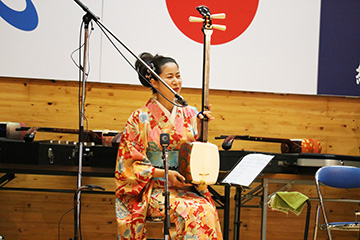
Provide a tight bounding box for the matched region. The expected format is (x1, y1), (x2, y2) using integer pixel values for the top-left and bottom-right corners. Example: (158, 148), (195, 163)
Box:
(71, 2), (101, 238)
(72, 1), (189, 238)
(160, 133), (171, 240)
(73, 0), (188, 107)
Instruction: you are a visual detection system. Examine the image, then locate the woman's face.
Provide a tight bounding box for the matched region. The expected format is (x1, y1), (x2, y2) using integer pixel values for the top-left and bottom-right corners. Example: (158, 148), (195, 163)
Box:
(151, 62), (182, 100)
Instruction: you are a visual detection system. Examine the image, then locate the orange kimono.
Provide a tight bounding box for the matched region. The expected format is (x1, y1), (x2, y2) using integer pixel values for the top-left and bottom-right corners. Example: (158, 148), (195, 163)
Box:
(115, 98), (222, 239)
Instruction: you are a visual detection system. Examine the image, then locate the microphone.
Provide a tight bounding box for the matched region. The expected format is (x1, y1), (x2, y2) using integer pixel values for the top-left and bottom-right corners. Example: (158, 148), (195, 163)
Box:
(222, 135), (235, 151)
(174, 93), (188, 107)
(160, 133), (170, 147)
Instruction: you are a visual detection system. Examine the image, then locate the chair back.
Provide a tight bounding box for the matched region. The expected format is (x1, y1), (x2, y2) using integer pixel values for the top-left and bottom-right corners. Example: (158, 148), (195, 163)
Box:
(316, 165), (360, 189)
(314, 165), (360, 240)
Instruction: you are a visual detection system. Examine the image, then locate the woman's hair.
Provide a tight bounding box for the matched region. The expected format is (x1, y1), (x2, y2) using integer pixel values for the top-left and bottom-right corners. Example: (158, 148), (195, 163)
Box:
(135, 52), (178, 93)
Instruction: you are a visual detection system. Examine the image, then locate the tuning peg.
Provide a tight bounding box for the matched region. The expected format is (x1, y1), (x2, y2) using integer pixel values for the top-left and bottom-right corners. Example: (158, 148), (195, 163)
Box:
(211, 13), (226, 19)
(189, 16), (204, 23)
(212, 24), (226, 31)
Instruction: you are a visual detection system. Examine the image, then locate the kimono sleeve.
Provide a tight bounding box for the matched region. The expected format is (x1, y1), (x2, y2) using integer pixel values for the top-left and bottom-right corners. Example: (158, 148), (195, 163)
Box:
(115, 111), (155, 197)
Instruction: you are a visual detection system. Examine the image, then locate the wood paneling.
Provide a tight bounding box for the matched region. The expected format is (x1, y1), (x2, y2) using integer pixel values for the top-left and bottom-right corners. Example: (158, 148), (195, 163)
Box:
(1, 77), (359, 155)
(0, 77), (359, 239)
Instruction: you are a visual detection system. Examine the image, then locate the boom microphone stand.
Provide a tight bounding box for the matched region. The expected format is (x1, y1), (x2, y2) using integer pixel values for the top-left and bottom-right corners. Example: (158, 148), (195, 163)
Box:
(72, 11), (93, 240)
(72, 1), (189, 239)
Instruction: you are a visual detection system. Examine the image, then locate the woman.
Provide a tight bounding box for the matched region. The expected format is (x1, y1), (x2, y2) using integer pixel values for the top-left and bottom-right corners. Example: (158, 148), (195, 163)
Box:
(115, 52), (223, 239)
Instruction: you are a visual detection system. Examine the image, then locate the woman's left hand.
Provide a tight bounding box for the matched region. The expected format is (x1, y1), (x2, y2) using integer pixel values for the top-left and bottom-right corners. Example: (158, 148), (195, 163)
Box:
(197, 104), (215, 134)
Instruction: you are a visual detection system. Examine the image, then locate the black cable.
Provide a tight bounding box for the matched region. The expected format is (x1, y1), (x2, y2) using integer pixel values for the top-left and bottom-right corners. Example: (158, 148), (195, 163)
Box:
(79, 207), (83, 240)
(57, 208), (74, 240)
(78, 22), (93, 143)
(77, 21), (83, 141)
(69, 21), (84, 72)
(70, 21), (93, 144)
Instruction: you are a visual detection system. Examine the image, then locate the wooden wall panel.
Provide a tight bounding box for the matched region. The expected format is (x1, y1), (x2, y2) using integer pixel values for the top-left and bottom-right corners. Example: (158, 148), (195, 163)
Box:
(1, 175), (360, 239)
(0, 77), (360, 239)
(0, 77), (359, 155)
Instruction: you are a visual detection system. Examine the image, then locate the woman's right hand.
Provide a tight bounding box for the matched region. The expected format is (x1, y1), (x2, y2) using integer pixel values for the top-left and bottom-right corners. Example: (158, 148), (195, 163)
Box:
(168, 170), (193, 189)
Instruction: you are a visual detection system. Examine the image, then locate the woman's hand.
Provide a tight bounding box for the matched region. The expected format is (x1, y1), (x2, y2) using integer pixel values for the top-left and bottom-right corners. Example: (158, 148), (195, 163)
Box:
(168, 170), (193, 189)
(153, 168), (192, 189)
(197, 104), (215, 136)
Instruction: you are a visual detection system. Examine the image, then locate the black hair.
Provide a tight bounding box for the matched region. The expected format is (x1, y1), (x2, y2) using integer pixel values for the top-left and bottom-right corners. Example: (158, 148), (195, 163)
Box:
(135, 52), (178, 93)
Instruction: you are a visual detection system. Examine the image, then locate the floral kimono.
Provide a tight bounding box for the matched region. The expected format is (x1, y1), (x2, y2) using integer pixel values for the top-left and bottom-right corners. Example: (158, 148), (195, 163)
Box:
(115, 98), (223, 240)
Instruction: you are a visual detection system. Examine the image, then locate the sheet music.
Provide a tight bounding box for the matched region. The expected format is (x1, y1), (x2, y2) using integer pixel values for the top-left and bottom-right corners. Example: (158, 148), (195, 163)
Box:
(221, 153), (274, 187)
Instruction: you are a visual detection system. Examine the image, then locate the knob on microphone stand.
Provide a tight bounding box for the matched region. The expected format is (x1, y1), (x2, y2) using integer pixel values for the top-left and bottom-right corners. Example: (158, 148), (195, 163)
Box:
(160, 133), (171, 240)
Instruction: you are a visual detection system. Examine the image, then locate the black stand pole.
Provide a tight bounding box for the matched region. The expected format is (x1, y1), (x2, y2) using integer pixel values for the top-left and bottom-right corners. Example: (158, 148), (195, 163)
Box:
(233, 187), (242, 240)
(224, 185), (230, 240)
(160, 133), (171, 240)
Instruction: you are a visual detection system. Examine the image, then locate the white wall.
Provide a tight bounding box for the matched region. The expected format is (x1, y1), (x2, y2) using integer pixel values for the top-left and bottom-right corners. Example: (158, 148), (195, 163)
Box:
(0, 0), (321, 95)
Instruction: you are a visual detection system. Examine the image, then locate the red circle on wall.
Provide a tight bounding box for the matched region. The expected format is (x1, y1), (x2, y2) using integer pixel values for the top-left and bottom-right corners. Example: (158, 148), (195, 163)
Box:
(165, 0), (259, 45)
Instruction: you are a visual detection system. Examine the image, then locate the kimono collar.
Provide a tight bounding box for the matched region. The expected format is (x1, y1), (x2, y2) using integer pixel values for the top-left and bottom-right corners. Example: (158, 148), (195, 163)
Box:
(146, 98), (178, 124)
(150, 97), (178, 124)
(145, 98), (192, 139)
